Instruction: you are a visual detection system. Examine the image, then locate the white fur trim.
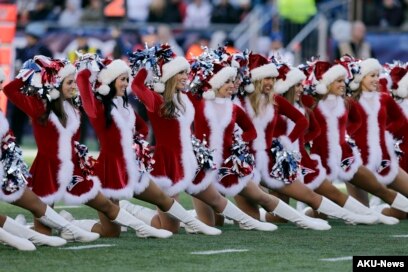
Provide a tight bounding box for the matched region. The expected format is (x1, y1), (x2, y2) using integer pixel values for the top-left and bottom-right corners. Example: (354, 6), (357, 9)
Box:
(350, 59), (382, 91)
(250, 63), (278, 81)
(58, 64), (75, 81)
(187, 99), (233, 194)
(153, 82), (165, 93)
(397, 98), (408, 118)
(317, 95), (346, 181)
(49, 89), (60, 100)
(274, 68), (305, 94)
(395, 73), (408, 98)
(41, 101), (80, 205)
(134, 173), (151, 195)
(278, 135), (294, 150)
(302, 154), (327, 190)
(257, 150), (285, 189)
(215, 173), (253, 196)
(98, 59), (131, 85)
(160, 56), (190, 83)
(96, 84), (110, 95)
(209, 67), (237, 90)
(320, 65), (348, 88)
(186, 170), (217, 195)
(315, 83), (328, 95)
(151, 93), (198, 196)
(373, 132), (399, 185)
(244, 83), (255, 93)
(0, 68), (5, 82)
(338, 145), (362, 182)
(358, 92), (383, 173)
(63, 175), (101, 205)
(103, 97), (138, 199)
(0, 174), (26, 203)
(203, 90), (216, 100)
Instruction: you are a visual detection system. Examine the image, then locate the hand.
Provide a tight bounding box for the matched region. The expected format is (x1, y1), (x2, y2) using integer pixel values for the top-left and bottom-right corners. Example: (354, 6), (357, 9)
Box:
(16, 68), (35, 82)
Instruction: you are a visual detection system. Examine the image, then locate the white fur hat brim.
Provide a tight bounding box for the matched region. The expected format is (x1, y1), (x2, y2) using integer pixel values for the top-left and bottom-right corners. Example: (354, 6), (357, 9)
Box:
(274, 68), (305, 94)
(395, 73), (408, 98)
(58, 64), (75, 81)
(349, 58), (382, 91)
(98, 59), (131, 85)
(0, 68), (5, 82)
(209, 67), (237, 90)
(321, 64), (348, 87)
(250, 63), (278, 81)
(160, 56), (190, 83)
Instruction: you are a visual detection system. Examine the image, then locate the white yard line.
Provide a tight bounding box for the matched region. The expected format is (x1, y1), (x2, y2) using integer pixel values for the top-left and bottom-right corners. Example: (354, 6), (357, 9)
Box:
(320, 256), (352, 262)
(54, 205), (82, 209)
(392, 235), (408, 238)
(61, 244), (115, 250)
(191, 249), (249, 255)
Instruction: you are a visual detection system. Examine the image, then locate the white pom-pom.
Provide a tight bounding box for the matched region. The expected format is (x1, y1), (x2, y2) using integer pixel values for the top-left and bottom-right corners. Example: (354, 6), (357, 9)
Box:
(278, 136), (294, 150)
(349, 80), (360, 91)
(244, 83), (255, 93)
(231, 59), (240, 68)
(31, 73), (42, 88)
(49, 89), (60, 100)
(96, 84), (110, 96)
(315, 83), (327, 95)
(153, 82), (165, 93)
(203, 90), (215, 100)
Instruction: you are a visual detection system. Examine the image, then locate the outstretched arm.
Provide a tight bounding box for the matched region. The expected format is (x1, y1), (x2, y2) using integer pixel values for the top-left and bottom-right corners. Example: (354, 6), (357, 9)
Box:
(76, 69), (100, 119)
(131, 68), (160, 112)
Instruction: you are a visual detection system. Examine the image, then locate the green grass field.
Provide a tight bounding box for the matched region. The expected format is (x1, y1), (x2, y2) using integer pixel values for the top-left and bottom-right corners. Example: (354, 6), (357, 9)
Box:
(1, 149), (407, 272)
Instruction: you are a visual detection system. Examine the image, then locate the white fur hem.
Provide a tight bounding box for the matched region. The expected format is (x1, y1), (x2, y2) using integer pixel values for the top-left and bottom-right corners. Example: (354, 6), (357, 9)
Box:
(373, 132), (399, 185)
(303, 154), (327, 190)
(215, 172), (253, 196)
(256, 150), (285, 189)
(185, 170), (216, 195)
(338, 146), (362, 182)
(63, 176), (101, 205)
(133, 173), (151, 195)
(0, 184), (26, 203)
(150, 175), (189, 197)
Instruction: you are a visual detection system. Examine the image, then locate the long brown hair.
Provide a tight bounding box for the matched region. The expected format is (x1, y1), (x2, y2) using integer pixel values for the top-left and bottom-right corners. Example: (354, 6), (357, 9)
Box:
(248, 79), (275, 116)
(283, 85), (309, 122)
(160, 74), (185, 118)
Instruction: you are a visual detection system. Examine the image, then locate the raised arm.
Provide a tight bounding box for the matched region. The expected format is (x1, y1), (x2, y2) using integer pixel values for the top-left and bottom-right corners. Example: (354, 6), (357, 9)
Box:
(275, 95), (308, 143)
(3, 78), (45, 118)
(76, 69), (100, 119)
(235, 105), (257, 142)
(131, 68), (161, 112)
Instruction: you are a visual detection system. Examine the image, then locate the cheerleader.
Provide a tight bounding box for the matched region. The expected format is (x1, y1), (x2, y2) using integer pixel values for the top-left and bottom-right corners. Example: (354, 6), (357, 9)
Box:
(128, 45), (281, 233)
(305, 59), (408, 224)
(234, 53), (377, 225)
(4, 56), (172, 239)
(272, 64), (377, 224)
(346, 58), (408, 217)
(76, 54), (220, 235)
(0, 67), (98, 249)
(186, 55), (329, 230)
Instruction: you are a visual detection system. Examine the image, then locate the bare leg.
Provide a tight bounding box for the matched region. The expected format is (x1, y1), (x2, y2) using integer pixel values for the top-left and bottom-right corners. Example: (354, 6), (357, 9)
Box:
(234, 194), (260, 220)
(0, 215), (6, 226)
(193, 184), (228, 213)
(349, 166), (397, 204)
(388, 169), (408, 197)
(315, 180), (349, 206)
(192, 197), (215, 226)
(266, 189), (290, 222)
(345, 183), (369, 206)
(86, 193), (121, 237)
(275, 180), (322, 210)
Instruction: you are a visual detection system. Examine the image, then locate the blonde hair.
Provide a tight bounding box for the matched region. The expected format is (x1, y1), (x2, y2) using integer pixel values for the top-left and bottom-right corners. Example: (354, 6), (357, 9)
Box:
(160, 74), (185, 118)
(248, 79), (275, 116)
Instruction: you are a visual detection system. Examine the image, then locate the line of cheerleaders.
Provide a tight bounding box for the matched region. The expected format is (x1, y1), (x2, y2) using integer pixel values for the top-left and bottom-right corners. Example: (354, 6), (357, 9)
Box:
(1, 45), (408, 251)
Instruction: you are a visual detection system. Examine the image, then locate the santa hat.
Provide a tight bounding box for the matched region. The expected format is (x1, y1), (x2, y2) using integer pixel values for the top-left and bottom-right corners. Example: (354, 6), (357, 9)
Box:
(389, 66), (408, 98)
(248, 53), (278, 81)
(153, 56), (190, 93)
(96, 59), (131, 96)
(274, 65), (306, 94)
(202, 62), (237, 99)
(348, 58), (382, 91)
(0, 68), (5, 82)
(305, 61), (348, 95)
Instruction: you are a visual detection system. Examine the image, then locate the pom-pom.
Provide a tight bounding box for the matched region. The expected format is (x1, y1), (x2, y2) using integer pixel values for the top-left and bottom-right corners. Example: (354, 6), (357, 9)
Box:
(96, 84), (110, 95)
(269, 139), (301, 184)
(133, 134), (155, 173)
(203, 90), (215, 100)
(30, 73), (42, 88)
(244, 83), (255, 93)
(1, 133), (30, 194)
(191, 135), (216, 172)
(73, 141), (97, 178)
(315, 83), (327, 95)
(153, 82), (165, 93)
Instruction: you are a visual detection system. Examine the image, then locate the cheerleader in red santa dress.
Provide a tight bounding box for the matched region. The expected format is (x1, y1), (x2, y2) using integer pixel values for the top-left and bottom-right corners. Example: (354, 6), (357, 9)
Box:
(233, 53), (382, 225)
(271, 63), (378, 224)
(185, 53), (329, 230)
(0, 67), (97, 250)
(4, 56), (173, 239)
(345, 58), (408, 218)
(76, 53), (219, 235)
(305, 59), (408, 224)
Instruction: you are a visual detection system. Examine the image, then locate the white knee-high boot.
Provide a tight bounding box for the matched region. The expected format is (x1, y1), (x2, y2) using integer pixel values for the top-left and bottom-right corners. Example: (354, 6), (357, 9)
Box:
(113, 208), (173, 238)
(119, 200), (157, 225)
(221, 200), (277, 231)
(38, 206), (100, 242)
(391, 193), (408, 213)
(0, 227), (36, 251)
(3, 217), (67, 247)
(272, 200), (331, 230)
(317, 197), (379, 225)
(343, 196), (399, 225)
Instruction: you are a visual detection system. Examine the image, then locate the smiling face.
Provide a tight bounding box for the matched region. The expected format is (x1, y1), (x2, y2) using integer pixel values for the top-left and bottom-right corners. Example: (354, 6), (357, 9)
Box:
(175, 70), (188, 91)
(216, 78), (235, 98)
(293, 82), (303, 102)
(114, 73), (129, 97)
(328, 76), (346, 96)
(261, 76), (276, 94)
(361, 70), (379, 92)
(61, 74), (76, 99)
